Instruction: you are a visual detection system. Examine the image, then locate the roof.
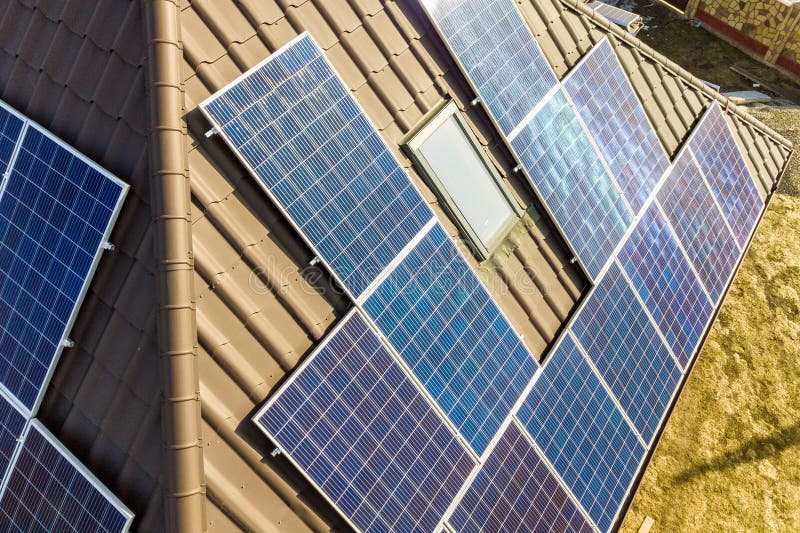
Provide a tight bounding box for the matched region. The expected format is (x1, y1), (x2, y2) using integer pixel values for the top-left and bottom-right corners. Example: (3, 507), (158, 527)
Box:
(0, 0), (791, 531)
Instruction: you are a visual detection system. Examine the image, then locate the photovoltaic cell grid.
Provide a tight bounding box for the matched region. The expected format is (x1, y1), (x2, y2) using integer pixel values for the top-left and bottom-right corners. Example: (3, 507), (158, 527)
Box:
(572, 263), (681, 443)
(363, 223), (539, 455)
(0, 423), (132, 532)
(0, 393), (25, 487)
(510, 90), (632, 279)
(656, 150), (739, 303)
(256, 311), (475, 532)
(563, 38), (668, 214)
(517, 333), (645, 532)
(618, 203), (714, 368)
(201, 34), (433, 298)
(449, 421), (593, 533)
(688, 103), (761, 248)
(0, 106), (23, 178)
(0, 126), (126, 411)
(421, 0), (558, 137)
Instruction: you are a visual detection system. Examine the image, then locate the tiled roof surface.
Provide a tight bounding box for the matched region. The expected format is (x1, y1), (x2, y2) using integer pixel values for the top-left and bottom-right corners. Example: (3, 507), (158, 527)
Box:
(0, 0), (791, 531)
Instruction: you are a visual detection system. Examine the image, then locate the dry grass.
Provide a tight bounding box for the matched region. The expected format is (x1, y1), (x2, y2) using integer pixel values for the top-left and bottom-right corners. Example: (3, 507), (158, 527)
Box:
(617, 5), (800, 529)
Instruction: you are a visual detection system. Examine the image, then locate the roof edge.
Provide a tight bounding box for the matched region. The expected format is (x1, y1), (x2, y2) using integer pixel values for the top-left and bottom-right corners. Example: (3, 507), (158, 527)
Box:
(143, 0), (207, 531)
(557, 0), (794, 152)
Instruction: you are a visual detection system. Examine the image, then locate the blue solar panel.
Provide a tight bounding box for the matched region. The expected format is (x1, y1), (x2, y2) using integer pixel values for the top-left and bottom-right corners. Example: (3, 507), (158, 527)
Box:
(563, 39), (668, 214)
(449, 421), (593, 533)
(618, 203), (715, 368)
(0, 422), (133, 532)
(0, 393), (25, 489)
(0, 125), (127, 411)
(688, 103), (761, 248)
(510, 90), (633, 279)
(201, 34), (433, 298)
(363, 223), (538, 455)
(656, 150), (739, 303)
(572, 263), (681, 443)
(256, 311), (476, 532)
(517, 333), (645, 532)
(0, 105), (23, 179)
(420, 0), (558, 136)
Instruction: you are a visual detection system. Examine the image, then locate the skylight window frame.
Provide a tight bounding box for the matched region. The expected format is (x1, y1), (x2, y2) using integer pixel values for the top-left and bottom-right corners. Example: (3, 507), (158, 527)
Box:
(403, 100), (524, 262)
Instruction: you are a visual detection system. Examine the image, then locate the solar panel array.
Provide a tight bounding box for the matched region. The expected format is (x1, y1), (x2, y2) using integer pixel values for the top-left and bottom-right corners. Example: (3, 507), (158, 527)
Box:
(0, 101), (133, 530)
(656, 148), (740, 303)
(449, 421), (593, 532)
(0, 393), (25, 489)
(618, 204), (714, 368)
(202, 25), (772, 533)
(201, 34), (433, 299)
(0, 106), (23, 179)
(0, 124), (127, 412)
(363, 223), (538, 455)
(517, 333), (646, 531)
(419, 0), (557, 136)
(0, 422), (133, 532)
(688, 103), (762, 248)
(563, 39), (669, 214)
(510, 90), (633, 278)
(256, 311), (475, 532)
(572, 263), (681, 443)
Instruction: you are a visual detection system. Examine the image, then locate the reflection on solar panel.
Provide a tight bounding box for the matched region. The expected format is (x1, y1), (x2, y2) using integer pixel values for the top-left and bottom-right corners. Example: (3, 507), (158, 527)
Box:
(688, 103), (761, 248)
(363, 223), (539, 455)
(618, 203), (714, 368)
(0, 393), (24, 488)
(517, 333), (645, 532)
(510, 90), (632, 279)
(420, 0), (557, 136)
(0, 105), (23, 179)
(0, 125), (127, 412)
(656, 150), (739, 303)
(563, 38), (668, 214)
(0, 421), (133, 532)
(256, 311), (476, 532)
(449, 421), (593, 533)
(572, 263), (681, 443)
(200, 34), (433, 298)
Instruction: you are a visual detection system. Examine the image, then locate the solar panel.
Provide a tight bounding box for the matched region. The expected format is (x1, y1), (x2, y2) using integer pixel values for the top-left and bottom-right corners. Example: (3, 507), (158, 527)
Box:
(200, 33), (433, 299)
(0, 124), (127, 412)
(510, 90), (633, 279)
(517, 333), (645, 532)
(419, 0), (558, 136)
(0, 421), (133, 532)
(572, 263), (681, 443)
(618, 203), (714, 368)
(448, 421), (594, 533)
(656, 149), (739, 303)
(255, 310), (476, 532)
(363, 223), (539, 455)
(0, 104), (24, 180)
(0, 392), (25, 490)
(688, 103), (762, 248)
(563, 38), (668, 214)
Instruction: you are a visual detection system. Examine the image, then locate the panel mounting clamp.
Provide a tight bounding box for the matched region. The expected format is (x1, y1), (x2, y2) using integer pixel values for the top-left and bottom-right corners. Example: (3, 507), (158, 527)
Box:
(102, 241), (116, 251)
(309, 256), (322, 266)
(204, 126), (219, 138)
(62, 338), (75, 348)
(470, 96), (481, 106)
(270, 447), (282, 457)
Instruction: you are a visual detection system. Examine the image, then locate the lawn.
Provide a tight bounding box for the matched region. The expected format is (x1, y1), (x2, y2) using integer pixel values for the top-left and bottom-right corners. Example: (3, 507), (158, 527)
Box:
(617, 3), (800, 531)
